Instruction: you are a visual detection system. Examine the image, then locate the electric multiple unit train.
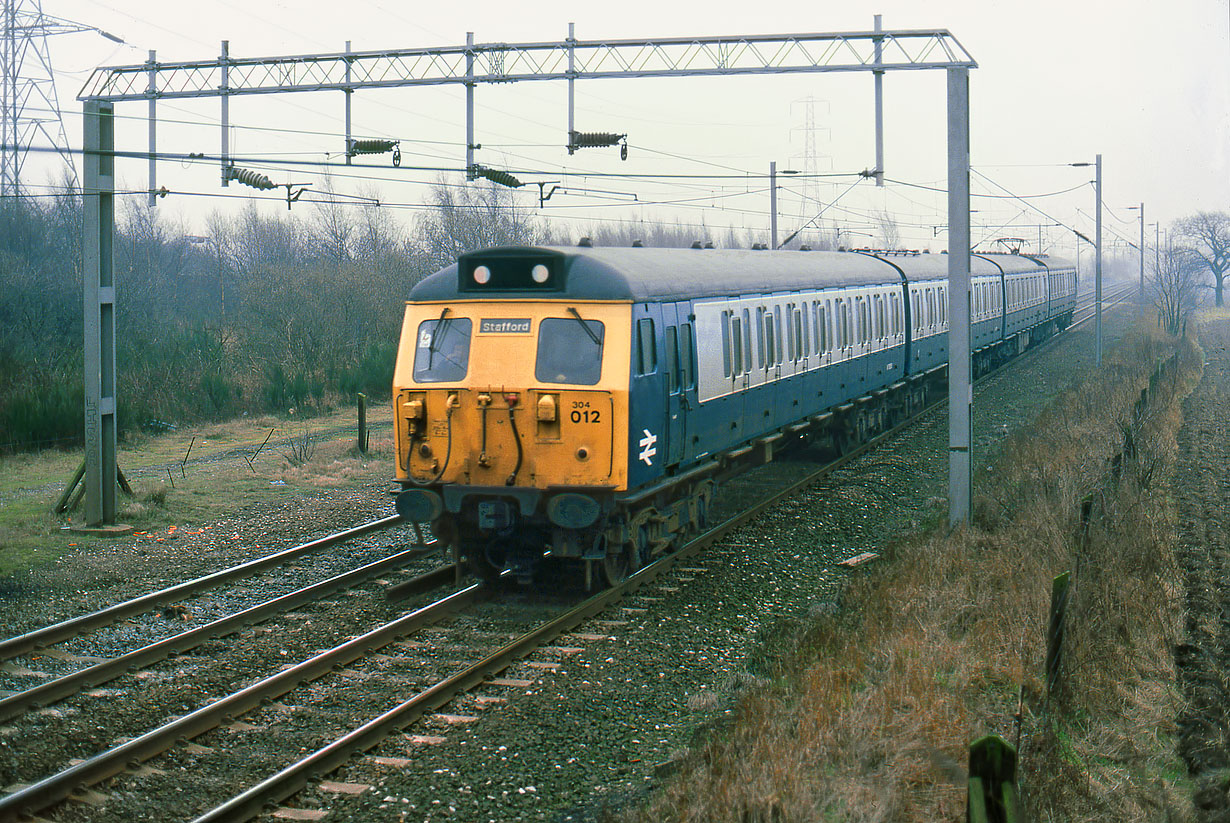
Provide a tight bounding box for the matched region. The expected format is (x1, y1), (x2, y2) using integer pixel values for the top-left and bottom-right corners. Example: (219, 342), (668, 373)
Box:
(391, 244), (1076, 586)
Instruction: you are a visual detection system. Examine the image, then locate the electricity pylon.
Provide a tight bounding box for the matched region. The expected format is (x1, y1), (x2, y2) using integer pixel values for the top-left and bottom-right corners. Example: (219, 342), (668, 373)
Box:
(1, 0), (123, 195)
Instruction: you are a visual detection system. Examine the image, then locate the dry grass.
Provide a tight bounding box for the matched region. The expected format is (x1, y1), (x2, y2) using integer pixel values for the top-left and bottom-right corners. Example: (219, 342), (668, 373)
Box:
(628, 323), (1202, 822)
(0, 403), (395, 577)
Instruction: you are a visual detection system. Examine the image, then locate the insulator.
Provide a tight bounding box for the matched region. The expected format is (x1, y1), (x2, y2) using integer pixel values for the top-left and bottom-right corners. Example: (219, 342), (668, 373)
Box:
(570, 131), (626, 148)
(228, 167), (276, 190)
(475, 165), (523, 188)
(348, 138), (397, 156)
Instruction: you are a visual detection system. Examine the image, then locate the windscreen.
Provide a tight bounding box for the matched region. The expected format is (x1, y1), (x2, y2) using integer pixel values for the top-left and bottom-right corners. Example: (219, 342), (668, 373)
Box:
(413, 317), (471, 382)
(535, 317), (604, 385)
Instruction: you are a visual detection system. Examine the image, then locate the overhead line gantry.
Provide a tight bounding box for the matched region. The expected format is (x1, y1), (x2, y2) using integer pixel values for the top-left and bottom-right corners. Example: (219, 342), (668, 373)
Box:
(75, 23), (979, 530)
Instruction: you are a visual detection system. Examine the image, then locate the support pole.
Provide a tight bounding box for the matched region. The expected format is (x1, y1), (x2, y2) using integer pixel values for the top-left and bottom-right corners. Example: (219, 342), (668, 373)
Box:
(146, 50), (156, 206)
(770, 161), (778, 249)
(220, 40), (229, 185)
(344, 40), (352, 165)
(946, 67), (972, 527)
(1095, 153), (1102, 367)
(83, 101), (117, 526)
(567, 22), (575, 154)
(1138, 201), (1145, 300)
(873, 14), (884, 187)
(465, 31), (475, 179)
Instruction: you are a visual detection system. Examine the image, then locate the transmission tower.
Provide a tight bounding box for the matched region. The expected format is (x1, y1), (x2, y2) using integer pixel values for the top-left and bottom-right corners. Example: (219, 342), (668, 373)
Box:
(1, 0), (122, 195)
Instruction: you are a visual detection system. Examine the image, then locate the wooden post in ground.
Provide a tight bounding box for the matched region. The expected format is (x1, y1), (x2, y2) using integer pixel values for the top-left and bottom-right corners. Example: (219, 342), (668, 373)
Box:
(968, 734), (1019, 823)
(357, 393), (369, 453)
(1046, 571), (1071, 697)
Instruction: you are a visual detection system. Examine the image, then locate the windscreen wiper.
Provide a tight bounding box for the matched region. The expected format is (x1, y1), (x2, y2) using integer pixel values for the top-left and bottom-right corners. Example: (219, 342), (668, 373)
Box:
(567, 306), (600, 345)
(427, 307), (451, 367)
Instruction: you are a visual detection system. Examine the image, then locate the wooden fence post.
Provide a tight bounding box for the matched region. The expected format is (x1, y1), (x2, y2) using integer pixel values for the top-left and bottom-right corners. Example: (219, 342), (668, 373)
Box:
(968, 734), (1020, 823)
(357, 393), (369, 453)
(1046, 571), (1071, 697)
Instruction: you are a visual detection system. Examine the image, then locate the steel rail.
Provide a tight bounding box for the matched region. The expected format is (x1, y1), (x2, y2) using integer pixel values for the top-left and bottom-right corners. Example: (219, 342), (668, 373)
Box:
(0, 515), (407, 661)
(0, 542), (441, 723)
(194, 538), (716, 821)
(0, 582), (487, 822)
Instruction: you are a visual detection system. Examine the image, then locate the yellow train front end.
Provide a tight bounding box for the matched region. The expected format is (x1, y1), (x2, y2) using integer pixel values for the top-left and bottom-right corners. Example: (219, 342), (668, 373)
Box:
(393, 289), (631, 582)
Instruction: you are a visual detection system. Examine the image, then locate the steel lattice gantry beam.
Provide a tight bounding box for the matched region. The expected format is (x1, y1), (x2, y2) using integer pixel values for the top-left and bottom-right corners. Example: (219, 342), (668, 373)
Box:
(79, 30), (974, 100)
(75, 26), (980, 528)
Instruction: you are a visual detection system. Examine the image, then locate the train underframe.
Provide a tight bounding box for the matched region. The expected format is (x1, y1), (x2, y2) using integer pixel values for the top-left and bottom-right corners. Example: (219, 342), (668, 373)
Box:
(412, 313), (1071, 588)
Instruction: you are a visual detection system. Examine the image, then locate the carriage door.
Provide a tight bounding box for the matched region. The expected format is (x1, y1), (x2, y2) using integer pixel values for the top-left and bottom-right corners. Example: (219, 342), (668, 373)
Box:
(662, 303), (688, 467)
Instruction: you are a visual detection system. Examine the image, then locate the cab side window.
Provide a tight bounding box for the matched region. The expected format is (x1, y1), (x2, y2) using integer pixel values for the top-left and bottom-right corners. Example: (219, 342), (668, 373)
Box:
(636, 317), (656, 375)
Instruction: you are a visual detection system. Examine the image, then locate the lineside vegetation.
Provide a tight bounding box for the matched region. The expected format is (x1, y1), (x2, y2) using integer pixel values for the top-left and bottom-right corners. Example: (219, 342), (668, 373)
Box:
(626, 321), (1202, 821)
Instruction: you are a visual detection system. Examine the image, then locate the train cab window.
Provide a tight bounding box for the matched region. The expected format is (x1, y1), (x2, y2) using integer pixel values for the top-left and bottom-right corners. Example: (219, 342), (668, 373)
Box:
(636, 318), (656, 375)
(537, 317), (604, 385)
(665, 326), (681, 392)
(414, 317), (472, 383)
(679, 323), (696, 389)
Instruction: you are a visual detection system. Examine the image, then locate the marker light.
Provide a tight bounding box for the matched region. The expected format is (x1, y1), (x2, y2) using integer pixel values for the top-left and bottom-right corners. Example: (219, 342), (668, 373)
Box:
(531, 264), (550, 283)
(474, 265), (491, 284)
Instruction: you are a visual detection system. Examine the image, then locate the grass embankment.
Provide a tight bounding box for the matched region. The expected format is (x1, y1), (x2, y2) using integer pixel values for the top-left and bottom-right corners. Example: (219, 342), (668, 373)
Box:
(0, 404), (395, 578)
(632, 321), (1204, 822)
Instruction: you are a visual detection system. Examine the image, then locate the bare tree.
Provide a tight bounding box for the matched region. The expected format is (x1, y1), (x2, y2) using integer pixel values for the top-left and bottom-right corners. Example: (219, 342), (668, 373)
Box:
(414, 177), (543, 271)
(1152, 236), (1203, 336)
(1174, 211), (1230, 307)
(872, 210), (900, 249)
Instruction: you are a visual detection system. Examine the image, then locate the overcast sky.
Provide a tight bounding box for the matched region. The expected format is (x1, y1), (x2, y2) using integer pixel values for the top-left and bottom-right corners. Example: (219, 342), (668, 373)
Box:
(23, 0), (1230, 259)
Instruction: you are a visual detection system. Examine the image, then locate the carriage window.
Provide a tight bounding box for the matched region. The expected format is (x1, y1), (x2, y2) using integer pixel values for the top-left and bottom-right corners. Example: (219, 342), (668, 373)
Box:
(636, 317), (656, 375)
(730, 315), (743, 376)
(679, 323), (695, 389)
(799, 306), (809, 356)
(742, 309), (752, 374)
(755, 307), (765, 369)
(764, 312), (777, 367)
(775, 310), (785, 364)
(785, 305), (796, 362)
(817, 304), (827, 353)
(825, 300), (834, 351)
(414, 317), (472, 383)
(912, 291), (922, 333)
(665, 326), (680, 392)
(718, 310), (728, 376)
(537, 317), (604, 385)
(840, 301), (851, 348)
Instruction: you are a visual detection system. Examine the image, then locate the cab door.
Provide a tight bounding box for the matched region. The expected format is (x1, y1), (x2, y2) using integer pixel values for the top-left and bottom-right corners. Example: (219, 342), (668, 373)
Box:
(628, 304), (669, 488)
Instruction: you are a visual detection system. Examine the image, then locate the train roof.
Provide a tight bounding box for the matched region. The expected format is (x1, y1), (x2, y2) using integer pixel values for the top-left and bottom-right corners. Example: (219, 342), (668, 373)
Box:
(408, 245), (1069, 303)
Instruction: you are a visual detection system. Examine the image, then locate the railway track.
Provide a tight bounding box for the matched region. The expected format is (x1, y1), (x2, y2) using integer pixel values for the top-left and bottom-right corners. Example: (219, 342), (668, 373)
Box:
(0, 287), (1137, 821)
